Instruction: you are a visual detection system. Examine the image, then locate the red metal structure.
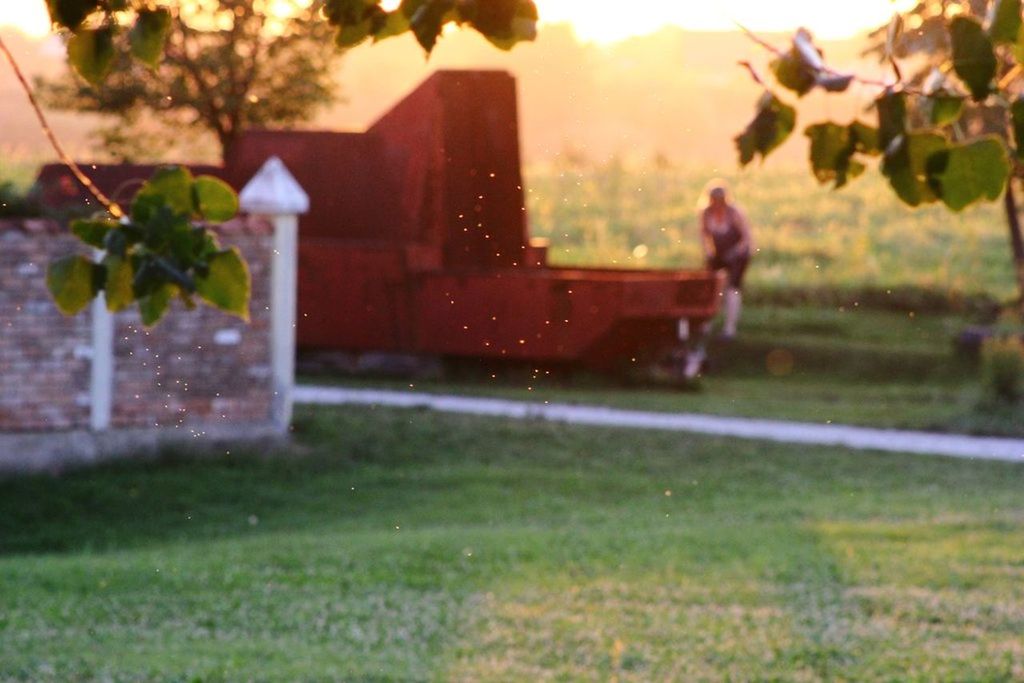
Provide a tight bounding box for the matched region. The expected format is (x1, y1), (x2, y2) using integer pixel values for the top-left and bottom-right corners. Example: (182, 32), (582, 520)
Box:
(38, 70), (721, 368)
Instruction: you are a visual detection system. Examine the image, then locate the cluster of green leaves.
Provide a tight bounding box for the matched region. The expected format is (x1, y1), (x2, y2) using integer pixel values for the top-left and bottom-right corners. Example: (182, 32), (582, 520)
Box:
(323, 0), (538, 52)
(41, 2), (261, 323)
(47, 167), (249, 326)
(47, 0), (172, 84)
(737, 1), (1024, 212)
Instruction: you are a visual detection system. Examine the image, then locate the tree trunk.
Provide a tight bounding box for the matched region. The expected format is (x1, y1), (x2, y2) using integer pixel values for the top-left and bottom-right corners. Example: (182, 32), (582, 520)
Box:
(219, 129), (237, 166)
(1003, 179), (1024, 313)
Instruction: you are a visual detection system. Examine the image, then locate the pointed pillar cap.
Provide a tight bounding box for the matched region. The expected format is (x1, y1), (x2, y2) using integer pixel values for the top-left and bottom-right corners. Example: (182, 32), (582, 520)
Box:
(239, 156), (310, 216)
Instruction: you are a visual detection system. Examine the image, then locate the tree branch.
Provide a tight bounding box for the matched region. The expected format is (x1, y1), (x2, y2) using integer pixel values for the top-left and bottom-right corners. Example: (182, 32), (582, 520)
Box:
(736, 23), (926, 96)
(167, 22), (230, 152)
(0, 34), (124, 218)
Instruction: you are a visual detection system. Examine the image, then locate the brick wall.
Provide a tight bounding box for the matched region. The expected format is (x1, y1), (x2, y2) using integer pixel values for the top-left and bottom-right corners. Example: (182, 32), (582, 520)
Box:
(0, 216), (276, 435)
(0, 220), (91, 431)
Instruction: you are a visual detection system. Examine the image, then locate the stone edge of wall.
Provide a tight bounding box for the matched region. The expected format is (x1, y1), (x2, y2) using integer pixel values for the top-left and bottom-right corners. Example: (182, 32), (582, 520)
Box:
(0, 216), (275, 235)
(0, 218), (64, 235)
(0, 424), (289, 477)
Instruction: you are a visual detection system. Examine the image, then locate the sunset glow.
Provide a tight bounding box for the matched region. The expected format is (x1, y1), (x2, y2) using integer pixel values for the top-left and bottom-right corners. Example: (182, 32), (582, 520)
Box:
(539, 0), (917, 42)
(0, 1), (915, 41)
(0, 4), (50, 36)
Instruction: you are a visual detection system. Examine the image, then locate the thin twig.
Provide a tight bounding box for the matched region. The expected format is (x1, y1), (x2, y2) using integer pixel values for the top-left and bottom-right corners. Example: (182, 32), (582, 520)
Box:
(0, 34), (124, 218)
(999, 63), (1023, 90)
(735, 22), (926, 96)
(734, 22), (784, 57)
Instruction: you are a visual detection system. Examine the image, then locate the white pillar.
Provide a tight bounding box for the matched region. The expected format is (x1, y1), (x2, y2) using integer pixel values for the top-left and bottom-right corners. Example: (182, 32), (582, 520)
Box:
(268, 213), (299, 431)
(239, 157), (310, 434)
(90, 290), (114, 432)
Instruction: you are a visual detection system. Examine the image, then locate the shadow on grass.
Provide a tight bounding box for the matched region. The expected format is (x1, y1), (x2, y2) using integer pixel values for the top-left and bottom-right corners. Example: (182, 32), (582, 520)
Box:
(708, 338), (967, 382)
(3, 405), (1024, 559)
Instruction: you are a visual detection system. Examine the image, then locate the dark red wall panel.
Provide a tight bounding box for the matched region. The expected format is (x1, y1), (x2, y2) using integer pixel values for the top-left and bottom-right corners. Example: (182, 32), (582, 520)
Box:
(36, 70), (722, 368)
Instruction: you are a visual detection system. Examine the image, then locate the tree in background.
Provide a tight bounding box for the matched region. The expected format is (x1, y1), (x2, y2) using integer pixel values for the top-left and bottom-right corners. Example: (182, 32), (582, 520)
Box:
(735, 0), (1024, 308)
(37, 0), (341, 162)
(7, 0), (537, 324)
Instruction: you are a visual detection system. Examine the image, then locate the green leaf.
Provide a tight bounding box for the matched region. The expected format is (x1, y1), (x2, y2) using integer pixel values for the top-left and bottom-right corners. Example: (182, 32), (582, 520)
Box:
(408, 0), (457, 52)
(102, 225), (133, 258)
(167, 224), (209, 266)
(138, 284), (174, 327)
(990, 0), (1022, 44)
(882, 132), (948, 207)
(130, 193), (162, 225)
(1014, 23), (1024, 63)
(196, 249), (251, 320)
(816, 73), (854, 93)
(770, 49), (817, 97)
(71, 218), (118, 248)
(805, 123), (866, 189)
(876, 90), (907, 152)
(735, 92), (797, 167)
(46, 254), (97, 315)
(1011, 97), (1024, 159)
(336, 19), (373, 47)
(192, 176), (239, 222)
(374, 10), (411, 41)
(46, 0), (100, 30)
(950, 16), (997, 101)
(133, 166), (195, 218)
(399, 0), (427, 17)
(849, 121), (881, 156)
(325, 0), (389, 47)
(103, 254), (134, 312)
(67, 26), (117, 86)
(153, 256), (195, 293)
(461, 0), (538, 50)
(481, 15), (538, 50)
(129, 9), (172, 67)
(927, 94), (965, 127)
(927, 136), (1010, 211)
(324, 0), (379, 24)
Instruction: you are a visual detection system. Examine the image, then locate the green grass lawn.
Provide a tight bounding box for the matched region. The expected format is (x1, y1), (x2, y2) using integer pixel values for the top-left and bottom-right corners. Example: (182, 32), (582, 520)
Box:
(3, 406), (1024, 680)
(302, 304), (1024, 438)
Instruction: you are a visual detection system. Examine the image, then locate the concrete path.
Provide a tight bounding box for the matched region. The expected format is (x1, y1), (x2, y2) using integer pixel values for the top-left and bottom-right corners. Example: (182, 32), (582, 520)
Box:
(295, 386), (1024, 463)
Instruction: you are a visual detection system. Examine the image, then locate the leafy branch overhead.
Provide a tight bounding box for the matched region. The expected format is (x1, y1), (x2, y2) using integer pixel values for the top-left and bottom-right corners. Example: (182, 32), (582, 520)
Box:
(736, 2), (1024, 212)
(47, 0), (538, 80)
(324, 0), (538, 51)
(48, 167), (250, 326)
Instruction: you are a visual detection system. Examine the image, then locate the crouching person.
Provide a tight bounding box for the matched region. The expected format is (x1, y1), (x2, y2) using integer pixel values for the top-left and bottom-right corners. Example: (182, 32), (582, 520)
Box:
(682, 180), (754, 380)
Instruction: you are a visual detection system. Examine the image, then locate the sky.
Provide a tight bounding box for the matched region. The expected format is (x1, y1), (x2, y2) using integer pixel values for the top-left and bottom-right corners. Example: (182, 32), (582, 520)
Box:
(2, 0), (914, 42)
(541, 0), (915, 41)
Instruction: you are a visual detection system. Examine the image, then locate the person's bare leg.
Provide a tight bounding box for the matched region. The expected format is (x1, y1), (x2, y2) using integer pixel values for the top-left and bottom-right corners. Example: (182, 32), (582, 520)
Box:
(684, 320), (713, 379)
(684, 347), (705, 379)
(722, 288), (742, 339)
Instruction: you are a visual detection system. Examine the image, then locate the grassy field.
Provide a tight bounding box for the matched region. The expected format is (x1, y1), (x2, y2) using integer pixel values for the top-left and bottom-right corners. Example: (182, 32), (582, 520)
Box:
(2, 406), (1024, 680)
(528, 162), (1016, 308)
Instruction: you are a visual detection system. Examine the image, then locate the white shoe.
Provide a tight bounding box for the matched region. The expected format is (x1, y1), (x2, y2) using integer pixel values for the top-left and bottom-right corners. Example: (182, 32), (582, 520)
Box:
(684, 351), (705, 380)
